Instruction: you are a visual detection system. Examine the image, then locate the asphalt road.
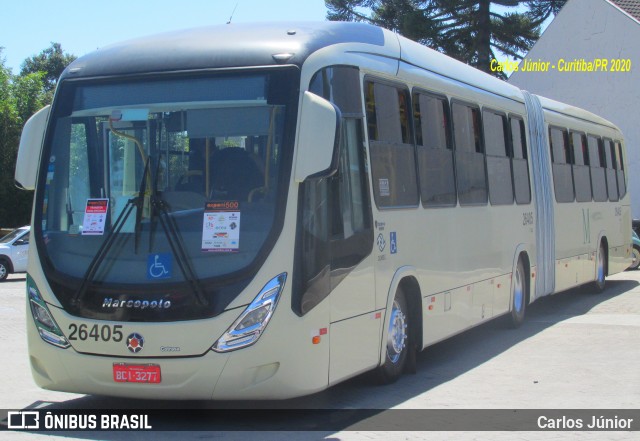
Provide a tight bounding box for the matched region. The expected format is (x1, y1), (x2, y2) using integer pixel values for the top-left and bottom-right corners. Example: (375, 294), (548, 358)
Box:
(1, 270), (638, 440)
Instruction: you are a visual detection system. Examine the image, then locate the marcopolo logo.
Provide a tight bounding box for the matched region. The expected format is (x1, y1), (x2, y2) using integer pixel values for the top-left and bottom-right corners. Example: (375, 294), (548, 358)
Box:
(102, 298), (171, 310)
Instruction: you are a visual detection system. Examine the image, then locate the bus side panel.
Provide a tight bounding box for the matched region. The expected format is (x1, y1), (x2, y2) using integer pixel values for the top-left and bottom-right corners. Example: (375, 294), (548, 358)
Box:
(493, 272), (513, 316)
(609, 203), (632, 275)
(328, 257), (380, 386)
(421, 288), (469, 348)
(328, 312), (381, 385)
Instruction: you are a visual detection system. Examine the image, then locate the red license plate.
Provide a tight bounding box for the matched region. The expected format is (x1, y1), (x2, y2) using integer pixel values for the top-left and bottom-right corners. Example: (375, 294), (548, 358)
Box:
(113, 363), (161, 384)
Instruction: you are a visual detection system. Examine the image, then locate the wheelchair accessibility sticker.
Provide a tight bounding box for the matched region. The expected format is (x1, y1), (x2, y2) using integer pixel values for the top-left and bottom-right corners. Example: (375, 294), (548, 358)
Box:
(390, 231), (397, 254)
(148, 253), (172, 280)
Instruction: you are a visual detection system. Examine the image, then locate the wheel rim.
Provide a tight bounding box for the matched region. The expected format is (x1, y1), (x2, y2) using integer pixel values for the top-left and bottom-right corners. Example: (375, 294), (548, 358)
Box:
(513, 265), (524, 313)
(0, 264), (6, 279)
(386, 299), (407, 364)
(632, 249), (640, 269)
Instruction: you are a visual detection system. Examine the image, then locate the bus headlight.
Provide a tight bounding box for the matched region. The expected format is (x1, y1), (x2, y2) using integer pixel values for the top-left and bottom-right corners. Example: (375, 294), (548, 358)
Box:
(212, 273), (287, 353)
(27, 276), (70, 349)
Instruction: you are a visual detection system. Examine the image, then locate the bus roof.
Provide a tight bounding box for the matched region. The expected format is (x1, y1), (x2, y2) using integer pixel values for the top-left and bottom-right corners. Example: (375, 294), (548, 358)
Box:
(60, 21), (389, 80)
(536, 95), (619, 130)
(59, 21), (619, 132)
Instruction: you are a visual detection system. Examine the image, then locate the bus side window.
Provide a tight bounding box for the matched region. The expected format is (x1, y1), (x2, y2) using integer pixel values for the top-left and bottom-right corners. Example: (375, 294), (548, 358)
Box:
(483, 108), (513, 205)
(451, 101), (487, 206)
(549, 127), (574, 203)
(509, 116), (531, 204)
(615, 141), (626, 198)
(413, 91), (456, 207)
(603, 139), (619, 202)
(366, 80), (419, 208)
(587, 135), (607, 202)
(570, 131), (592, 202)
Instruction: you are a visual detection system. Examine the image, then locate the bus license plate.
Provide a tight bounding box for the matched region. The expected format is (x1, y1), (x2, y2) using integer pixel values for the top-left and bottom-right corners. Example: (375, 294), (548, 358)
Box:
(113, 363), (161, 384)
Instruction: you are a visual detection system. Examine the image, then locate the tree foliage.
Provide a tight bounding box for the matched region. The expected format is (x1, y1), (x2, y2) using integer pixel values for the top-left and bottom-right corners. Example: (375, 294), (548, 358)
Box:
(0, 45), (75, 228)
(20, 42), (76, 101)
(325, 0), (566, 77)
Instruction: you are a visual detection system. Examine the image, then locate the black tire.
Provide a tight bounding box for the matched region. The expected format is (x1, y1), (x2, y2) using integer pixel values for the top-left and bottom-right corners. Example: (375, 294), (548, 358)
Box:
(593, 241), (607, 293)
(508, 258), (527, 328)
(0, 260), (9, 281)
(629, 245), (640, 271)
(376, 287), (409, 384)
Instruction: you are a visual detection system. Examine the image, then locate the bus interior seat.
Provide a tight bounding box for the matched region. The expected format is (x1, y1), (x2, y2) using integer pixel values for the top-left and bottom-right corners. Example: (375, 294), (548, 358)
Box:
(174, 170), (204, 193)
(211, 148), (264, 201)
(161, 190), (206, 212)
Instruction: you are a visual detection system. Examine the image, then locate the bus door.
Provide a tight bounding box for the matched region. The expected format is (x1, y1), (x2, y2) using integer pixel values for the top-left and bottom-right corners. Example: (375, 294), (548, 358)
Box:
(294, 115), (377, 384)
(326, 117), (377, 383)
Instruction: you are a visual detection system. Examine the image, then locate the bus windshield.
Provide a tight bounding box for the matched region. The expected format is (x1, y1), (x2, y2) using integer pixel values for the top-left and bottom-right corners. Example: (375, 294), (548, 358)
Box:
(35, 70), (295, 313)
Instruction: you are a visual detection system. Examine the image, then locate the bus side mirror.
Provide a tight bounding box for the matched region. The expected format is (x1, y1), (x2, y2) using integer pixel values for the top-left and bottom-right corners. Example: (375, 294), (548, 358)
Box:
(294, 92), (340, 183)
(15, 105), (50, 191)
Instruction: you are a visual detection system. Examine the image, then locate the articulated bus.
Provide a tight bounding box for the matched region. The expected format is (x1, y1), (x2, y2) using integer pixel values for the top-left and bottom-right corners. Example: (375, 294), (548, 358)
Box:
(16, 22), (631, 399)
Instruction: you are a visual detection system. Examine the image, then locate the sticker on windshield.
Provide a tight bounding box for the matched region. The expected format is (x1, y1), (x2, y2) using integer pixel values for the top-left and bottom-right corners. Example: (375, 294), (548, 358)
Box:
(202, 201), (240, 252)
(148, 253), (172, 280)
(82, 199), (109, 235)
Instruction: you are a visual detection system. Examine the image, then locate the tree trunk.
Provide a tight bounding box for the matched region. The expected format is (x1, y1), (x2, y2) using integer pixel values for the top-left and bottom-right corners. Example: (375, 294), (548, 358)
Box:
(476, 0), (492, 73)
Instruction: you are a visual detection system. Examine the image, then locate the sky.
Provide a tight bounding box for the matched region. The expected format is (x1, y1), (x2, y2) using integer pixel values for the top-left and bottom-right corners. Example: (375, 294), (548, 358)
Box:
(1, 0), (330, 73)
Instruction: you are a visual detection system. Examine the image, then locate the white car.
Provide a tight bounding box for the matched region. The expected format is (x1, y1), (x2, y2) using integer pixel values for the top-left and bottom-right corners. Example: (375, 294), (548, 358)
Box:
(0, 226), (30, 281)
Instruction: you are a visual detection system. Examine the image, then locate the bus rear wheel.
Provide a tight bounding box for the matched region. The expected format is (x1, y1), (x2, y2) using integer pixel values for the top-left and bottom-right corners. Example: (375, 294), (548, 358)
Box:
(376, 287), (409, 384)
(508, 258), (527, 328)
(593, 241), (607, 293)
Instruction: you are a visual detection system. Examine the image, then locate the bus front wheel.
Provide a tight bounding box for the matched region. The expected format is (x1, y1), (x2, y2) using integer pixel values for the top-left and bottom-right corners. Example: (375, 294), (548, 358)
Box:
(377, 287), (409, 384)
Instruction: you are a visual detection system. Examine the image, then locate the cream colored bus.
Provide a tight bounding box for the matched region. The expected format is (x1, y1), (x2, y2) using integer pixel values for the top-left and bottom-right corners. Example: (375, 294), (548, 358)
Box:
(16, 22), (631, 399)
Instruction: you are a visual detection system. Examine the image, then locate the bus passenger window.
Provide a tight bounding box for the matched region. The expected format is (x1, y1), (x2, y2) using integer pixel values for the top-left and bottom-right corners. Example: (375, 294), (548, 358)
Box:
(549, 127), (574, 203)
(570, 131), (592, 202)
(452, 102), (487, 205)
(413, 92), (456, 207)
(483, 109), (513, 205)
(365, 80), (419, 208)
(603, 139), (619, 202)
(509, 116), (531, 204)
(615, 141), (626, 198)
(587, 135), (607, 202)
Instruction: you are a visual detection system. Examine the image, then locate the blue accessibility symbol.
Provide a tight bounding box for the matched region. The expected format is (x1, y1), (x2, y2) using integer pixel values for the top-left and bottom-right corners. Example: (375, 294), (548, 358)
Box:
(147, 253), (172, 280)
(390, 232), (397, 254)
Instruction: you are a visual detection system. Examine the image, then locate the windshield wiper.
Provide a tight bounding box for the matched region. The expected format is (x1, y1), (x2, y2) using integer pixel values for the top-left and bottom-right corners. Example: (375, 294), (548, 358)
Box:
(72, 158), (150, 306)
(148, 156), (209, 306)
(73, 156), (209, 308)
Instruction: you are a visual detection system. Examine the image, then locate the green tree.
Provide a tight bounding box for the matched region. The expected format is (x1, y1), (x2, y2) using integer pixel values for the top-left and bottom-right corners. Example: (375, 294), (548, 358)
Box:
(0, 44), (75, 228)
(20, 42), (76, 100)
(326, 0), (566, 77)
